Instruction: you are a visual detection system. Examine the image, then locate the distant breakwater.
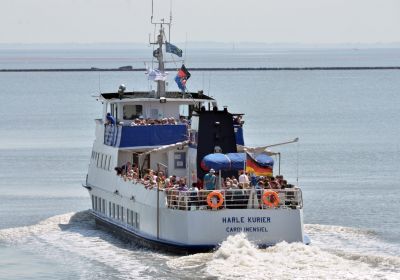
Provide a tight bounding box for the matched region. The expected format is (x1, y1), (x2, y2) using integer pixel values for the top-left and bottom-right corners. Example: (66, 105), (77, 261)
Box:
(1, 66), (399, 72)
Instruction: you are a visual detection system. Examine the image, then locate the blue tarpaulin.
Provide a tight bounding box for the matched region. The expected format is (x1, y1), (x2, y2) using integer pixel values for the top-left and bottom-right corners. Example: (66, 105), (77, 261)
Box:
(104, 124), (187, 148)
(201, 152), (274, 171)
(226, 153), (246, 170)
(201, 153), (230, 171)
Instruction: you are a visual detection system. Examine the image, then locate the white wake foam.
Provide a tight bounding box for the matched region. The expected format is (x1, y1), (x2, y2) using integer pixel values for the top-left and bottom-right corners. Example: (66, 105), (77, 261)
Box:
(205, 233), (400, 279)
(0, 211), (163, 279)
(1, 214), (399, 280)
(167, 232), (400, 280)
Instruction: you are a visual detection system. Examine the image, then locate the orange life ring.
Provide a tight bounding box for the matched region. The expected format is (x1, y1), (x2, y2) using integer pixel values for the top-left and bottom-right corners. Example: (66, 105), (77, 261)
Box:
(207, 191), (224, 209)
(262, 191), (280, 207)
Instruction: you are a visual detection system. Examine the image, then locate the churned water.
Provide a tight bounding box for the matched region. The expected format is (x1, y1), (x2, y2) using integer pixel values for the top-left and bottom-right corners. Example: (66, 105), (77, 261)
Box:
(0, 48), (399, 279)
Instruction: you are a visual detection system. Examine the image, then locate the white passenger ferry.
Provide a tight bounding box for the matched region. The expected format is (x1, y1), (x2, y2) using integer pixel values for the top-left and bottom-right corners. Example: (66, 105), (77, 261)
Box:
(84, 11), (308, 254)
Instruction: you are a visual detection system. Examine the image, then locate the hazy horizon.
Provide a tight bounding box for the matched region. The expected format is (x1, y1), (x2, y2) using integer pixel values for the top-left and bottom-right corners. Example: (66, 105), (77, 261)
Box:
(2, 41), (400, 50)
(1, 0), (399, 45)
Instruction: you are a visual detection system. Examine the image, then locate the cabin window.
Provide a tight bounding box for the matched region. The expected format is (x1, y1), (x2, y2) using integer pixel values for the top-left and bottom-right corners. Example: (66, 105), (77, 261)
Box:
(91, 195), (95, 210)
(112, 203), (115, 218)
(109, 202), (111, 217)
(98, 197), (102, 212)
(103, 155), (107, 169)
(107, 156), (111, 171)
(131, 211), (136, 228)
(117, 205), (120, 220)
(123, 105), (143, 120)
(136, 213), (140, 229)
(94, 196), (98, 211)
(121, 206), (124, 221)
(127, 209), (130, 225)
(102, 199), (106, 214)
(96, 153), (100, 167)
(179, 104), (189, 117)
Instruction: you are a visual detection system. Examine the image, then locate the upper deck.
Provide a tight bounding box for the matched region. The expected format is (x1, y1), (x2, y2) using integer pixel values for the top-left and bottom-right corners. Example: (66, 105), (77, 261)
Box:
(100, 90), (215, 102)
(96, 89), (221, 149)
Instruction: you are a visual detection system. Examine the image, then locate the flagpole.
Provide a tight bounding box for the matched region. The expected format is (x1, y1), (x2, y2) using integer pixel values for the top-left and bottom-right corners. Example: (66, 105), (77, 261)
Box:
(264, 137), (299, 149)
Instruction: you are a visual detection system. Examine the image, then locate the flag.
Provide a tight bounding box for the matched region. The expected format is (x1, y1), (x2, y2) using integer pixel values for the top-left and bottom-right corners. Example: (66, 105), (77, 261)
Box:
(174, 64), (191, 92)
(245, 152), (273, 177)
(153, 48), (160, 58)
(166, 41), (183, 57)
(146, 68), (168, 81)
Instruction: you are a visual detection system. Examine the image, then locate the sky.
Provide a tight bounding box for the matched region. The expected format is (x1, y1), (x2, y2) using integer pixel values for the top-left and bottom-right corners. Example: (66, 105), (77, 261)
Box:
(0, 0), (399, 45)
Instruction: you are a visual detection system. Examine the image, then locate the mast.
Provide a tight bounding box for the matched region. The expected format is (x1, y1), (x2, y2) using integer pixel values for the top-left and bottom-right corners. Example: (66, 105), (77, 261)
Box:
(150, 0), (171, 99)
(156, 28), (166, 98)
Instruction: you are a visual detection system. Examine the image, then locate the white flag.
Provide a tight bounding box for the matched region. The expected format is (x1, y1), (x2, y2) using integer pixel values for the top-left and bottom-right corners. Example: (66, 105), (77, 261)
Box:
(146, 68), (168, 81)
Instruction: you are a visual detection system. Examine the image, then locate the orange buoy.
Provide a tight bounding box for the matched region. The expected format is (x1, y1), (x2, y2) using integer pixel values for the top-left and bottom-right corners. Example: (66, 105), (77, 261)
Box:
(262, 191), (280, 207)
(206, 191), (224, 209)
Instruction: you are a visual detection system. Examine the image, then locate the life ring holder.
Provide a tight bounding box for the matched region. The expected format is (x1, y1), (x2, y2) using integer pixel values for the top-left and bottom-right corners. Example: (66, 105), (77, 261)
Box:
(207, 191), (224, 209)
(262, 191), (280, 207)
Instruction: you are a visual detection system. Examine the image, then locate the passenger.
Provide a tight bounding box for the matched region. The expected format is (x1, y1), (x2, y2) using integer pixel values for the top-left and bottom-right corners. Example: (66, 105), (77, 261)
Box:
(143, 175), (151, 188)
(106, 113), (116, 125)
(131, 118), (141, 126)
(168, 117), (176, 125)
(188, 183), (199, 210)
(120, 162), (131, 176)
(114, 167), (123, 176)
(255, 180), (264, 201)
(169, 175), (177, 188)
(156, 175), (164, 189)
(270, 181), (279, 190)
(164, 176), (171, 188)
(231, 179), (239, 189)
(178, 178), (188, 191)
(250, 174), (257, 187)
(238, 170), (249, 188)
(196, 178), (204, 190)
(203, 169), (217, 191)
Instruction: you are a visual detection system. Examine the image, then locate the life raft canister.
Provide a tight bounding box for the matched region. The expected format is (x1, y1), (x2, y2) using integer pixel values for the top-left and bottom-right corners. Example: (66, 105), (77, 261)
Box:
(206, 191), (224, 209)
(262, 191), (280, 207)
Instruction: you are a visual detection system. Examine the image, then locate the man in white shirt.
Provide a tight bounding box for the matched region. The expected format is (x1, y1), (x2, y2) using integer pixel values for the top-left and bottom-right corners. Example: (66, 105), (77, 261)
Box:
(238, 170), (249, 188)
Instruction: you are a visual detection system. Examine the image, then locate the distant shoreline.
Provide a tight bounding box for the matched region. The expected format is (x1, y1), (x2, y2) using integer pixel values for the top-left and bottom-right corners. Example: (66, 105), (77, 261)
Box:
(1, 67), (399, 72)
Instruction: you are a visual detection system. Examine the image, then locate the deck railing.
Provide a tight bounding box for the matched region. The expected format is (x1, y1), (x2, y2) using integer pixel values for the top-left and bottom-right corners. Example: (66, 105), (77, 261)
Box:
(164, 188), (303, 211)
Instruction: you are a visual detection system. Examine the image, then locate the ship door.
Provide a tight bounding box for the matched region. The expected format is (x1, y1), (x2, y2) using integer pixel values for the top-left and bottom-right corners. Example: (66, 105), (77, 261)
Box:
(140, 154), (150, 174)
(132, 153), (139, 168)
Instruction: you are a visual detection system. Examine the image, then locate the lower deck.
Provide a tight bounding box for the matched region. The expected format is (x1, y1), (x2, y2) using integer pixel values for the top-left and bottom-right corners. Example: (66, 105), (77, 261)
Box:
(88, 185), (306, 250)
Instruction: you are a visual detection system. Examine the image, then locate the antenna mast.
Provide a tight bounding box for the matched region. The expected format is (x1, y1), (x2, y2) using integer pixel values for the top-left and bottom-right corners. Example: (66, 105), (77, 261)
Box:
(150, 0), (173, 98)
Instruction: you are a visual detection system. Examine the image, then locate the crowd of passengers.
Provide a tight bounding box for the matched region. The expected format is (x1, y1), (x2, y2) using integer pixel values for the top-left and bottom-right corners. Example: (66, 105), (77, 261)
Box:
(114, 163), (296, 209)
(106, 113), (243, 127)
(114, 163), (293, 191)
(106, 113), (189, 126)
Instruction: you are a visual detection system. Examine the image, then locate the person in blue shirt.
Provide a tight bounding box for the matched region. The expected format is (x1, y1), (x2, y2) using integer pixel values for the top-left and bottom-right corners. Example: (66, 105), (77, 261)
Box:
(203, 169), (216, 190)
(250, 174), (258, 187)
(106, 113), (116, 125)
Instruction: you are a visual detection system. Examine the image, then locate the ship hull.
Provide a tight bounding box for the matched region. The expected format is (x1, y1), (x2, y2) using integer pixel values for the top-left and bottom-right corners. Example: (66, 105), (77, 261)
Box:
(92, 212), (214, 254)
(87, 174), (306, 254)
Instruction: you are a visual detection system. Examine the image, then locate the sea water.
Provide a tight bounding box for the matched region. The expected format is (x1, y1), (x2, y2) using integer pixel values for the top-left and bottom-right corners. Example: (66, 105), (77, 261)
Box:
(0, 48), (399, 279)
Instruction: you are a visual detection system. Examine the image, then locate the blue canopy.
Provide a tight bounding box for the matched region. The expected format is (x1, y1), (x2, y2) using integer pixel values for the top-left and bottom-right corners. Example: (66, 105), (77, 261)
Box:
(201, 152), (274, 171)
(226, 153), (246, 170)
(201, 153), (230, 171)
